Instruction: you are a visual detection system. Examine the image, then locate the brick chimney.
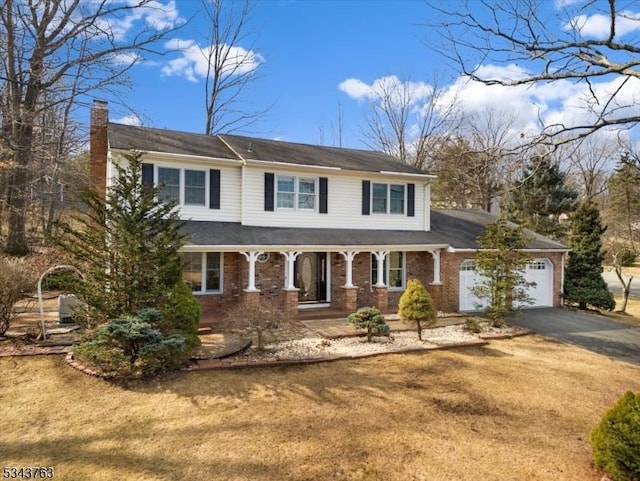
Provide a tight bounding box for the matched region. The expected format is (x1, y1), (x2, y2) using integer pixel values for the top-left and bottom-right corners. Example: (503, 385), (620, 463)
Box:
(90, 100), (108, 198)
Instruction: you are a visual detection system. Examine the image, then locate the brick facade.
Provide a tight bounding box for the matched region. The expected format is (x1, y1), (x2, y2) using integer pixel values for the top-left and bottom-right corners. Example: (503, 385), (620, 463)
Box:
(195, 249), (566, 321)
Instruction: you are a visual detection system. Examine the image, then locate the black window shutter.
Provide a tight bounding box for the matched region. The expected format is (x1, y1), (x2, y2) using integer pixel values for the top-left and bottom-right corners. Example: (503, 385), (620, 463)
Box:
(142, 163), (154, 187)
(319, 177), (328, 213)
(209, 169), (221, 209)
(264, 173), (274, 211)
(362, 180), (370, 215)
(407, 183), (415, 217)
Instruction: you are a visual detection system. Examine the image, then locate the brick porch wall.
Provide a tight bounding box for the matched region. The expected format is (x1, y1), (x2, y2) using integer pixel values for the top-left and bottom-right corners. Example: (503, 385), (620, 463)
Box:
(196, 249), (566, 322)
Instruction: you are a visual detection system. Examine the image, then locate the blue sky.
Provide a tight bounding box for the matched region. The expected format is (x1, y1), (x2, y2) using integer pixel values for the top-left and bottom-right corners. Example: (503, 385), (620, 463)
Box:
(100, 0), (640, 151)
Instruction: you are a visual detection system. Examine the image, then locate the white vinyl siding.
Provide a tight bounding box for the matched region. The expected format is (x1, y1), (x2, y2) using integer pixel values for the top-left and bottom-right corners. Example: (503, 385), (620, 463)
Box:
(243, 167), (428, 230)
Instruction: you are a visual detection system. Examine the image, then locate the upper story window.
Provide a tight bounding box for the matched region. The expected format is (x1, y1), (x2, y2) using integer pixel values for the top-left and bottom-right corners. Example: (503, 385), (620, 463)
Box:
(277, 175), (316, 210)
(158, 167), (207, 206)
(372, 183), (405, 214)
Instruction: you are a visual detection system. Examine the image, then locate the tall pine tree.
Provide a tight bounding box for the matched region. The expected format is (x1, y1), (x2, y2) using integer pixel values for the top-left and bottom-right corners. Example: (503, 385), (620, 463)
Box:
(563, 201), (615, 311)
(508, 155), (578, 240)
(56, 152), (186, 324)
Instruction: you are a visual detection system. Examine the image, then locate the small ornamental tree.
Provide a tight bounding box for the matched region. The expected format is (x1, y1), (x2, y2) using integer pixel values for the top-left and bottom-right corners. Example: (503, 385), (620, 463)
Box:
(347, 306), (389, 342)
(0, 257), (37, 336)
(590, 391), (640, 481)
(56, 152), (186, 325)
(398, 279), (436, 341)
(225, 298), (285, 350)
(472, 216), (533, 326)
(564, 201), (615, 311)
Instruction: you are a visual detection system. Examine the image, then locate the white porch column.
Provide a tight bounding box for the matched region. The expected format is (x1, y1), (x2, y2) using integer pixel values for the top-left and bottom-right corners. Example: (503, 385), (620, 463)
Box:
(280, 251), (302, 290)
(372, 250), (389, 287)
(240, 251), (264, 292)
(339, 251), (359, 288)
(430, 250), (442, 285)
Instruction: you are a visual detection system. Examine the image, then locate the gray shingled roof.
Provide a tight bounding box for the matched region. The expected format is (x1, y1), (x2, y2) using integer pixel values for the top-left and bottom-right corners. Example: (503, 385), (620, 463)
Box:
(219, 134), (430, 175)
(106, 123), (432, 175)
(182, 209), (568, 250)
(431, 209), (568, 250)
(108, 123), (238, 160)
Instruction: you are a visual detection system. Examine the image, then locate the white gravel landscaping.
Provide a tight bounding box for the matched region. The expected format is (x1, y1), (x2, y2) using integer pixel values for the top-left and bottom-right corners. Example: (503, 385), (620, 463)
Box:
(226, 322), (526, 363)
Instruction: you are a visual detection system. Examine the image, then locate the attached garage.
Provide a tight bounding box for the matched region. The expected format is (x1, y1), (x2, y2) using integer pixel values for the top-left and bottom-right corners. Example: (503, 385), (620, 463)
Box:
(459, 258), (554, 312)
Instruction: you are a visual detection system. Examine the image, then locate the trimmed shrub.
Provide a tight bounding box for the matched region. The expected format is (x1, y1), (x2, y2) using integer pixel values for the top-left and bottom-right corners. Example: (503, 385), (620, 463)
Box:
(73, 312), (187, 378)
(347, 306), (389, 342)
(161, 280), (201, 350)
(398, 279), (436, 341)
(464, 318), (483, 334)
(590, 391), (640, 481)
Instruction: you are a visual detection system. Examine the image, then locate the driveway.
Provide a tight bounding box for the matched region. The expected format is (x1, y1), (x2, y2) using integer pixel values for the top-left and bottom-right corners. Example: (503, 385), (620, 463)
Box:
(508, 308), (640, 366)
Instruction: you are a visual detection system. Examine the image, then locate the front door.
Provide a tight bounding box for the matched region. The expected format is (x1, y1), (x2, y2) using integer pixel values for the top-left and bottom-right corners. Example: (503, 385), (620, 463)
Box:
(294, 252), (327, 303)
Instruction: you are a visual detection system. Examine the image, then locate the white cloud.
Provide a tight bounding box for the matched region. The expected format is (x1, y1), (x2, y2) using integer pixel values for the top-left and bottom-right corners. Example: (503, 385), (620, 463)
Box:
(555, 0), (582, 7)
(116, 114), (142, 126)
(339, 75), (433, 107)
(341, 64), (640, 146)
(162, 38), (264, 83)
(566, 10), (640, 38)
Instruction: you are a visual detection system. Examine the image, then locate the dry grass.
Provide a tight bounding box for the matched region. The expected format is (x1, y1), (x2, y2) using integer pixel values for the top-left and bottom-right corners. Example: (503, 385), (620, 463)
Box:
(2, 336), (639, 481)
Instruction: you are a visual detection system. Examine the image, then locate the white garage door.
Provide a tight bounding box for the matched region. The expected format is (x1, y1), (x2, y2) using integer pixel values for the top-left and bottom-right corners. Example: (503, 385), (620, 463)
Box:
(459, 258), (553, 311)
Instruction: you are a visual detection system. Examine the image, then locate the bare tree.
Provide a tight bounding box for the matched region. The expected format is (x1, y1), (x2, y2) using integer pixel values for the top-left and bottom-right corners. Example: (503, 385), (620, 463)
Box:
(561, 135), (623, 201)
(431, 108), (526, 212)
(359, 76), (462, 170)
(0, 0), (182, 255)
(200, 0), (268, 135)
(428, 0), (640, 146)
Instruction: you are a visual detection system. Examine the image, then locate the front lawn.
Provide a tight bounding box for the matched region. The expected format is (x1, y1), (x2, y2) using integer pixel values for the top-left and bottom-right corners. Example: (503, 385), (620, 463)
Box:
(2, 336), (639, 481)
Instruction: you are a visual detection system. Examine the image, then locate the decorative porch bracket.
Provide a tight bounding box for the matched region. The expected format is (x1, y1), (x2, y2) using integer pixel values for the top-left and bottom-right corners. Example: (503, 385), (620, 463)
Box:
(240, 251), (264, 292)
(339, 251), (360, 288)
(430, 250), (442, 285)
(372, 250), (389, 287)
(279, 251), (302, 290)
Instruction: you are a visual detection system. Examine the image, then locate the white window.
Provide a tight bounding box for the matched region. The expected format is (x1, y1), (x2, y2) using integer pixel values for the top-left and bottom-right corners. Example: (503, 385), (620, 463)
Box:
(181, 252), (222, 294)
(184, 170), (206, 205)
(276, 175), (316, 210)
(158, 167), (207, 207)
(372, 183), (405, 214)
(158, 167), (180, 203)
(371, 252), (405, 290)
(527, 261), (547, 270)
(460, 260), (477, 271)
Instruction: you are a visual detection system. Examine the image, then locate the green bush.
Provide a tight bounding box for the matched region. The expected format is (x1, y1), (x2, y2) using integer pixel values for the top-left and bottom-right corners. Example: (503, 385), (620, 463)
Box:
(590, 391), (640, 481)
(464, 318), (483, 334)
(73, 312), (187, 378)
(347, 306), (389, 342)
(398, 279), (436, 341)
(161, 280), (201, 350)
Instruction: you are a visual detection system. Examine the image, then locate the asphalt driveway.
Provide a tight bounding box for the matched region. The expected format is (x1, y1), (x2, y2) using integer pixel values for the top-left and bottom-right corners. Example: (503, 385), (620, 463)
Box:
(508, 308), (640, 366)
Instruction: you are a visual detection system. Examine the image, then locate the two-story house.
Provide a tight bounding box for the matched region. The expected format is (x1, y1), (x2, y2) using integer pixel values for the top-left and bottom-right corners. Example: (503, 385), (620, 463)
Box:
(90, 101), (568, 321)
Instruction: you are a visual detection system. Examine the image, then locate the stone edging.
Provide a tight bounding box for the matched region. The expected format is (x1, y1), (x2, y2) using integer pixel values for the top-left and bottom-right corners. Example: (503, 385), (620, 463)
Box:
(62, 333), (533, 376)
(186, 339), (491, 371)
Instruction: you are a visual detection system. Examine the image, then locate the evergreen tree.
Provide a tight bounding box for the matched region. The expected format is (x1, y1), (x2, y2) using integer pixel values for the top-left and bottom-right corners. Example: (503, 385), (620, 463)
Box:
(507, 155), (578, 240)
(472, 216), (533, 326)
(605, 154), (640, 246)
(564, 201), (615, 311)
(56, 152), (186, 324)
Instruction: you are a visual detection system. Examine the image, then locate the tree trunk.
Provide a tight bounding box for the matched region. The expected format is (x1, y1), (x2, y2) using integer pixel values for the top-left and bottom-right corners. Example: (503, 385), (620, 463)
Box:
(615, 267), (633, 314)
(5, 161), (29, 255)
